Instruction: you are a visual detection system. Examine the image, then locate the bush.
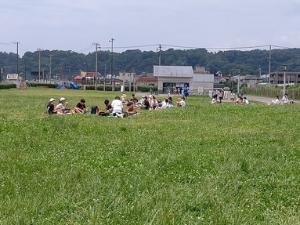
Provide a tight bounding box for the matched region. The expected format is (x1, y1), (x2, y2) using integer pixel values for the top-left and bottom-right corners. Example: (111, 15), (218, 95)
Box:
(137, 86), (158, 92)
(84, 86), (121, 91)
(29, 83), (56, 88)
(0, 84), (16, 89)
(83, 85), (157, 93)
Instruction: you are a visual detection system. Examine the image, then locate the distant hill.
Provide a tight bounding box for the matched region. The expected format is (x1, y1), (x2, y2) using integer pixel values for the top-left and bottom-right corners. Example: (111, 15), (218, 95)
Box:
(1, 48), (300, 80)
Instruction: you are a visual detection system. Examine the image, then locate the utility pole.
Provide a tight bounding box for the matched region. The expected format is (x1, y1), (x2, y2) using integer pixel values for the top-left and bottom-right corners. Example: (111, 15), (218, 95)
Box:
(0, 67), (3, 82)
(283, 65), (287, 95)
(38, 48), (42, 83)
(49, 54), (52, 83)
(237, 74), (240, 95)
(24, 60), (27, 80)
(236, 69), (241, 95)
(16, 42), (19, 75)
(12, 42), (19, 75)
(259, 66), (262, 78)
(158, 44), (162, 66)
(110, 38), (115, 91)
(129, 73), (132, 92)
(93, 43), (100, 90)
(104, 64), (107, 91)
(268, 45), (272, 84)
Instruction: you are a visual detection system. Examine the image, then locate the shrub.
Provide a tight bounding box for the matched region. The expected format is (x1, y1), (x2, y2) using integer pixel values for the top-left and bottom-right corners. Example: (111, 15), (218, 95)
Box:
(29, 83), (56, 88)
(0, 84), (16, 89)
(137, 86), (158, 92)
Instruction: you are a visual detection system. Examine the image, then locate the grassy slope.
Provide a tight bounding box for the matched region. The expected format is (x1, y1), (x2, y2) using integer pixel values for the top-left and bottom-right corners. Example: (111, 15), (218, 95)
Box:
(0, 89), (300, 225)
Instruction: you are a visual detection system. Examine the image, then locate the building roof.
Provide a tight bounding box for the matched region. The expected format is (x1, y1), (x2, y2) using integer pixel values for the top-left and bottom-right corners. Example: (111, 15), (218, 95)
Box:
(136, 75), (158, 83)
(154, 66), (194, 78)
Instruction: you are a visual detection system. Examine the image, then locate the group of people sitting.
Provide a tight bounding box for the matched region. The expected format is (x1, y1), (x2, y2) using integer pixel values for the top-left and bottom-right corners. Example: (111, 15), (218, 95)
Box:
(47, 97), (87, 115)
(211, 90), (250, 105)
(46, 93), (187, 117)
(271, 94), (295, 105)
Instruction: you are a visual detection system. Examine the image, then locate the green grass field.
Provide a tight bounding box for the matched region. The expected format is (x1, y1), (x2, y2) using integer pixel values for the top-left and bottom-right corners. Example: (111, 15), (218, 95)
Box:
(0, 88), (300, 225)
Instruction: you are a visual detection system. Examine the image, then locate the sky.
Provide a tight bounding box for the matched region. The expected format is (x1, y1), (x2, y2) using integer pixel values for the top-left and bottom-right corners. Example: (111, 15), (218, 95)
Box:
(0, 0), (300, 54)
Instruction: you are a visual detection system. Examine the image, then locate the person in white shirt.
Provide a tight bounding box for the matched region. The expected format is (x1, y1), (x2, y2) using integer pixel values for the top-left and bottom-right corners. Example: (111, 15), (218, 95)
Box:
(179, 97), (186, 108)
(161, 99), (169, 109)
(177, 97), (186, 107)
(282, 94), (290, 104)
(111, 96), (123, 114)
(243, 97), (249, 105)
(271, 96), (281, 105)
(55, 97), (67, 114)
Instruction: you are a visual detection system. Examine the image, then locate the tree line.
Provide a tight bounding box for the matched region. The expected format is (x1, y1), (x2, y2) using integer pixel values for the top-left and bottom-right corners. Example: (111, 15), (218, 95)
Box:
(1, 48), (300, 80)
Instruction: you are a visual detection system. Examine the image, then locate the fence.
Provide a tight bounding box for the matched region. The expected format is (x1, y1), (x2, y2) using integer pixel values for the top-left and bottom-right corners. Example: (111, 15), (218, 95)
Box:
(243, 86), (300, 99)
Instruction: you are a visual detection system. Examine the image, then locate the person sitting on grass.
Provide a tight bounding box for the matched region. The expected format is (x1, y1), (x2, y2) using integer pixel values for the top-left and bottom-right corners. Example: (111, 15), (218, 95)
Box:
(74, 98), (87, 114)
(121, 93), (128, 103)
(149, 95), (158, 110)
(47, 98), (57, 115)
(141, 96), (150, 110)
(131, 94), (138, 104)
(271, 96), (281, 105)
(161, 98), (169, 109)
(55, 97), (72, 115)
(111, 96), (123, 116)
(99, 99), (113, 116)
(178, 97), (186, 108)
(235, 96), (244, 104)
(282, 93), (294, 104)
(168, 96), (173, 106)
(243, 97), (249, 105)
(157, 100), (163, 108)
(127, 102), (137, 116)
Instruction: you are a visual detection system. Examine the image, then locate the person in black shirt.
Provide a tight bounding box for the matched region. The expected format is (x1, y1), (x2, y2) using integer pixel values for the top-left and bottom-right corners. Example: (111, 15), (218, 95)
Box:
(74, 99), (87, 113)
(47, 98), (57, 115)
(99, 99), (113, 116)
(131, 94), (138, 104)
(141, 96), (150, 110)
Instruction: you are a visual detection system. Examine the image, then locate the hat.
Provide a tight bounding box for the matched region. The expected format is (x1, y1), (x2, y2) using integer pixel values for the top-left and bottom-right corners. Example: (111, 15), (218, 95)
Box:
(60, 97), (66, 102)
(49, 98), (55, 102)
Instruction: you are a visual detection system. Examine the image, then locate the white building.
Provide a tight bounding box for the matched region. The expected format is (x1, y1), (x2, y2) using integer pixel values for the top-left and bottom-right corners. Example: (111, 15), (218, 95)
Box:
(153, 65), (214, 93)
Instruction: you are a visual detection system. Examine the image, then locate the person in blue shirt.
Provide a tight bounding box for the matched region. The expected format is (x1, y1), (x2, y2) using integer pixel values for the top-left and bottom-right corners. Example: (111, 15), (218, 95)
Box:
(183, 86), (189, 98)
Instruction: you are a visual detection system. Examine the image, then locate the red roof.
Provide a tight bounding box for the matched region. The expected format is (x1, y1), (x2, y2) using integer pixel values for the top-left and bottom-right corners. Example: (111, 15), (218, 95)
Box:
(136, 75), (157, 83)
(74, 75), (81, 80)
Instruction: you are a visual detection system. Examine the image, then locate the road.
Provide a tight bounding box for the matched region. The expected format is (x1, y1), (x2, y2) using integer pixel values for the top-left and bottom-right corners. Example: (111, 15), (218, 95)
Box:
(247, 95), (274, 104)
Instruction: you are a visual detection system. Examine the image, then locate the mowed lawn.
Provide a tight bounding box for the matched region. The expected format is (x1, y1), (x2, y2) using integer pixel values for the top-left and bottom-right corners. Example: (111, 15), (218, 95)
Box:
(0, 88), (300, 225)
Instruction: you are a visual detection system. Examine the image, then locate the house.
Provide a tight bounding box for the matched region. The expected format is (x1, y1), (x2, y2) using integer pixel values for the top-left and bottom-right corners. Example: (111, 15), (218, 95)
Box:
(119, 72), (135, 83)
(270, 72), (300, 84)
(231, 75), (263, 88)
(153, 65), (214, 93)
(135, 74), (158, 87)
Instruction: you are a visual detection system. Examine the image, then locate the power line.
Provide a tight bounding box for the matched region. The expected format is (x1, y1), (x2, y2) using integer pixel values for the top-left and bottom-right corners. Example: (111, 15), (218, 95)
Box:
(162, 44), (271, 50)
(0, 42), (13, 45)
(101, 44), (158, 50)
(272, 45), (292, 49)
